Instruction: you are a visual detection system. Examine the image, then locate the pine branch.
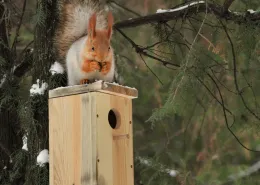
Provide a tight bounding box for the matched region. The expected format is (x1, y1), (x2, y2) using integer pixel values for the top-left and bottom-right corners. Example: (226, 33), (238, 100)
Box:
(0, 142), (11, 156)
(13, 50), (33, 78)
(12, 0), (27, 52)
(114, 1), (260, 29)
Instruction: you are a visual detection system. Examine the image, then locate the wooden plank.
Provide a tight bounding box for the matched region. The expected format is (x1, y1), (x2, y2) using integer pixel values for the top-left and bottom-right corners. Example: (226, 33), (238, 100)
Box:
(96, 92), (134, 185)
(95, 93), (114, 185)
(49, 95), (81, 185)
(49, 93), (98, 185)
(111, 96), (134, 185)
(81, 93), (97, 185)
(49, 81), (138, 99)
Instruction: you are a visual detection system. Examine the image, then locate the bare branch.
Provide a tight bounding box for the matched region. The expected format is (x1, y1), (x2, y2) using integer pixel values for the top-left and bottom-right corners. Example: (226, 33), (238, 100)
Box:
(115, 27), (180, 68)
(206, 71), (260, 152)
(114, 1), (260, 29)
(220, 20), (260, 122)
(139, 54), (163, 85)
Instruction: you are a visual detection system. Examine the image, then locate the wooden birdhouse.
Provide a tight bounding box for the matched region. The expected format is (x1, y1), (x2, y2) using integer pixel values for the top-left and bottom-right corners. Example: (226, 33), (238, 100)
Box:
(48, 80), (138, 185)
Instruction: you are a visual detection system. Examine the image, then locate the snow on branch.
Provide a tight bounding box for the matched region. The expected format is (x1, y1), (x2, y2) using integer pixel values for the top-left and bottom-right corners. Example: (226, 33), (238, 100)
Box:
(30, 79), (48, 96)
(156, 1), (205, 13)
(49, 61), (64, 75)
(228, 160), (260, 181)
(37, 149), (49, 167)
(137, 156), (178, 177)
(22, 135), (28, 151)
(114, 1), (260, 29)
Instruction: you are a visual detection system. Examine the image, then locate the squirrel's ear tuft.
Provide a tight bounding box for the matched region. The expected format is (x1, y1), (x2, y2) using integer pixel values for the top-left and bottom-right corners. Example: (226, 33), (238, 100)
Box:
(107, 11), (113, 39)
(88, 13), (96, 38)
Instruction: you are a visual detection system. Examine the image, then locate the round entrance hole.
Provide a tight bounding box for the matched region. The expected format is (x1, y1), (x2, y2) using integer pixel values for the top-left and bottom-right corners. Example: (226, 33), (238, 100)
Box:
(108, 109), (120, 129)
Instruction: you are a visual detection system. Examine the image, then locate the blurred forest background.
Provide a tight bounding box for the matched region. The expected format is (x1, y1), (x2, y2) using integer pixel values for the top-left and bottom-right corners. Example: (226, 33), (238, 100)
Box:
(1, 0), (260, 184)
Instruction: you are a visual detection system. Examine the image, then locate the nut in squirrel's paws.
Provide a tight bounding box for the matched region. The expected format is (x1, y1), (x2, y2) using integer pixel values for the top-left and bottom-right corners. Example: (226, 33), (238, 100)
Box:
(89, 61), (101, 72)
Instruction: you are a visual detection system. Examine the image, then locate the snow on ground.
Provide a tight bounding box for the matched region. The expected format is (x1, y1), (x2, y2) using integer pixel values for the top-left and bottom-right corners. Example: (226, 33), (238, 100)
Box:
(37, 149), (49, 167)
(50, 61), (64, 75)
(30, 79), (48, 96)
(156, 1), (205, 13)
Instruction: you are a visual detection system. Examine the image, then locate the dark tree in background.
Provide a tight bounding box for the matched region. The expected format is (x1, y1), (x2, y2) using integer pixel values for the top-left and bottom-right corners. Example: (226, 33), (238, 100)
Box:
(1, 0), (260, 184)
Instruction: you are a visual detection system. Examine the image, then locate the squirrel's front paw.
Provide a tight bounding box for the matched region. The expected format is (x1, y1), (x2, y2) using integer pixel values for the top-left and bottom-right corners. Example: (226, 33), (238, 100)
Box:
(82, 60), (100, 73)
(101, 62), (111, 75)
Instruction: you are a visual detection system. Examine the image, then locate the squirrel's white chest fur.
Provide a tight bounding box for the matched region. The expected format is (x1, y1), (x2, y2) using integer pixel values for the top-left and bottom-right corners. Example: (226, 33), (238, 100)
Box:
(65, 36), (115, 86)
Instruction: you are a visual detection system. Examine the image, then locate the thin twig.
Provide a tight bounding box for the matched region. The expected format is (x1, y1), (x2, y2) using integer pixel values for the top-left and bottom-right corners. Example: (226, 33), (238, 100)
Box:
(223, 0), (235, 13)
(139, 54), (163, 85)
(206, 72), (260, 152)
(115, 27), (180, 68)
(220, 20), (260, 121)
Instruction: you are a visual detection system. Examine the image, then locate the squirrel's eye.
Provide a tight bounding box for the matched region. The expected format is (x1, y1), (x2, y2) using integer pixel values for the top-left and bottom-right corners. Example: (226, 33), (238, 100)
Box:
(92, 47), (95, 51)
(108, 46), (110, 50)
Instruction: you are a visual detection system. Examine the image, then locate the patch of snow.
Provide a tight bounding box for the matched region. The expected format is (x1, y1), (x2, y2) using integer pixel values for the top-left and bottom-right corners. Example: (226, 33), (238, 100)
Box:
(167, 169), (178, 177)
(50, 61), (64, 75)
(247, 9), (256, 14)
(156, 1), (205, 13)
(110, 81), (137, 90)
(137, 156), (178, 177)
(37, 149), (49, 167)
(22, 135), (28, 151)
(141, 159), (150, 165)
(30, 79), (48, 96)
(3, 166), (7, 170)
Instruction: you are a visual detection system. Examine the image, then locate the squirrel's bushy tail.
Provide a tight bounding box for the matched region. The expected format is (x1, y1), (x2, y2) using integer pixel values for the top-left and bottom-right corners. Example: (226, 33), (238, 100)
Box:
(54, 0), (109, 63)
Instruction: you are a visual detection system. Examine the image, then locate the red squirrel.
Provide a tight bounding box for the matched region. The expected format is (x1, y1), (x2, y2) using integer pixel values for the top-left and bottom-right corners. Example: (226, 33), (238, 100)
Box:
(54, 1), (115, 86)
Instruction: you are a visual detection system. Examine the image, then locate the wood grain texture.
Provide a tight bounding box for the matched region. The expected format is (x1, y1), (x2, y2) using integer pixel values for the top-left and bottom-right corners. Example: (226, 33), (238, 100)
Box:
(49, 93), (98, 185)
(96, 92), (134, 185)
(49, 81), (138, 99)
(49, 90), (135, 185)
